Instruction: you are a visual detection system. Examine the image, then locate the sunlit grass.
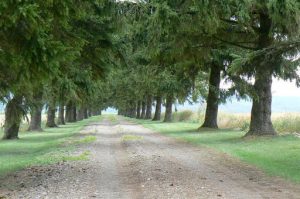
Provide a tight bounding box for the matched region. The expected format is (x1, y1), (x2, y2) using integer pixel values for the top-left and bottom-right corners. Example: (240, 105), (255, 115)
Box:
(0, 116), (102, 176)
(75, 136), (97, 144)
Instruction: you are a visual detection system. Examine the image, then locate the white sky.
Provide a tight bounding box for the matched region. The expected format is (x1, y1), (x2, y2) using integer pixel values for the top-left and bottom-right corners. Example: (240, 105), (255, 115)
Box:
(221, 78), (300, 97)
(272, 78), (300, 97)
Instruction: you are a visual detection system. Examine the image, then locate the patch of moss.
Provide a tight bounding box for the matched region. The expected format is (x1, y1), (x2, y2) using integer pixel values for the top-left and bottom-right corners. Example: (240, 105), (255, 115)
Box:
(75, 136), (97, 144)
(121, 134), (143, 141)
(62, 151), (91, 161)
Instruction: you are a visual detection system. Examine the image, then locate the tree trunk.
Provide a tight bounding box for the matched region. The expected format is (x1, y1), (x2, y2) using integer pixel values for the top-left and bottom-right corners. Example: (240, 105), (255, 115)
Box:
(92, 110), (97, 116)
(129, 102), (136, 118)
(163, 94), (173, 122)
(46, 104), (57, 128)
(57, 103), (65, 125)
(124, 109), (128, 117)
(77, 107), (85, 121)
(88, 109), (92, 117)
(153, 95), (162, 121)
(141, 101), (146, 119)
(3, 95), (23, 140)
(65, 101), (76, 123)
(29, 108), (43, 131)
(28, 92), (43, 131)
(201, 64), (221, 129)
(145, 95), (152, 119)
(246, 13), (276, 136)
(65, 102), (71, 122)
(246, 68), (276, 136)
(136, 101), (141, 119)
(84, 108), (88, 119)
(72, 105), (77, 122)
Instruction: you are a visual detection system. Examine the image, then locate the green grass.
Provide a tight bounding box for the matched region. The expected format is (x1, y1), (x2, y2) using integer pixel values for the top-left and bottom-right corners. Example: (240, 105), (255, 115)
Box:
(121, 134), (143, 141)
(106, 114), (119, 124)
(75, 135), (97, 144)
(62, 150), (91, 161)
(0, 116), (102, 177)
(127, 118), (300, 183)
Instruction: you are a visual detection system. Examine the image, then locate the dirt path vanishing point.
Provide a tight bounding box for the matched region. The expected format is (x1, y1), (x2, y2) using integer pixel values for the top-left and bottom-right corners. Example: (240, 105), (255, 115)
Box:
(1, 116), (300, 199)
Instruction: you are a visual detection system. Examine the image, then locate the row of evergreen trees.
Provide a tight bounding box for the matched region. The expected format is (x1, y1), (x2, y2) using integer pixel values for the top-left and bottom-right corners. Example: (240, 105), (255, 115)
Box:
(0, 0), (299, 139)
(110, 0), (300, 136)
(0, 0), (117, 139)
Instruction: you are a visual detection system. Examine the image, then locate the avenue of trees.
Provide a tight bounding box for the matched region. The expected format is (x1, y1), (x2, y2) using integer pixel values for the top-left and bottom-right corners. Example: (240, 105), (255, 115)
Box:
(0, 0), (116, 139)
(0, 0), (299, 139)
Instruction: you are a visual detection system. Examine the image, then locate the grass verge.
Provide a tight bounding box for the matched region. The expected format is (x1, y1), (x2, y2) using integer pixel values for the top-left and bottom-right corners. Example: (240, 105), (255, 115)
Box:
(0, 116), (102, 177)
(127, 117), (300, 183)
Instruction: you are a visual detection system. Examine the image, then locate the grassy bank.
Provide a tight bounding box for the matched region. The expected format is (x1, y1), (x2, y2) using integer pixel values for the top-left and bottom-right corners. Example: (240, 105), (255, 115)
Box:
(127, 117), (300, 183)
(0, 116), (102, 176)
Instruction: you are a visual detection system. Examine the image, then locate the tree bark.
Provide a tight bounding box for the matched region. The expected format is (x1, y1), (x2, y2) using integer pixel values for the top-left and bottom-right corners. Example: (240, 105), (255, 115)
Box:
(128, 102), (136, 118)
(246, 68), (276, 136)
(124, 109), (128, 117)
(28, 92), (43, 131)
(29, 108), (43, 131)
(57, 103), (65, 125)
(246, 13), (276, 136)
(65, 101), (76, 123)
(141, 101), (146, 119)
(72, 105), (77, 122)
(145, 95), (152, 119)
(136, 101), (141, 119)
(46, 104), (57, 128)
(91, 109), (101, 116)
(3, 95), (23, 139)
(163, 94), (173, 122)
(77, 107), (85, 121)
(65, 101), (71, 122)
(153, 95), (162, 121)
(84, 108), (88, 119)
(201, 64), (221, 129)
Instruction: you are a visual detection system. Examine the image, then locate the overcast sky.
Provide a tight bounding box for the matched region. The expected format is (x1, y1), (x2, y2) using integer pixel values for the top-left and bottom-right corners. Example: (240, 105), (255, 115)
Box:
(272, 79), (300, 97)
(221, 78), (300, 97)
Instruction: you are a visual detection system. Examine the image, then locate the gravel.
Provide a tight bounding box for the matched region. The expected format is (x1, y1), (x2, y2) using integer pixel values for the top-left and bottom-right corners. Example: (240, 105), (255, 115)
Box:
(1, 118), (300, 199)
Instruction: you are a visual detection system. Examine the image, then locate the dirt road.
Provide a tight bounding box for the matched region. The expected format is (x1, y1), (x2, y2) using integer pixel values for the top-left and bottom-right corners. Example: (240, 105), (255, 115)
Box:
(1, 117), (300, 199)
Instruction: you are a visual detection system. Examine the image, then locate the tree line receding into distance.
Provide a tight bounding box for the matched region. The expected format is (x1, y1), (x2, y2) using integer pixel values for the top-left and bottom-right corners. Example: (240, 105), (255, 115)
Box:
(0, 0), (299, 139)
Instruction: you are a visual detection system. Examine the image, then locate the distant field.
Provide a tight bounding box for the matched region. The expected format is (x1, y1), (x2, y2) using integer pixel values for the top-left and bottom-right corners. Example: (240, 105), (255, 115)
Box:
(0, 114), (4, 128)
(0, 114), (47, 132)
(170, 111), (300, 134)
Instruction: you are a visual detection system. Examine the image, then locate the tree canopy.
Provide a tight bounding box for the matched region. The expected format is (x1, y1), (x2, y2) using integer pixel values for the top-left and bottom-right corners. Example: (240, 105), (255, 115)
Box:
(0, 0), (299, 139)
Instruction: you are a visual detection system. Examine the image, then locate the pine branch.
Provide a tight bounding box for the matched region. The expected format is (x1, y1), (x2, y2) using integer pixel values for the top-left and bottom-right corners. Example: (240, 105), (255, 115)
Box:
(213, 36), (258, 50)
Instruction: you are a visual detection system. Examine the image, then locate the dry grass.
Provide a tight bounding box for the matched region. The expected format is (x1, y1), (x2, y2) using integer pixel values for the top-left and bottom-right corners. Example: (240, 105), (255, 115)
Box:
(196, 111), (300, 133)
(0, 114), (4, 127)
(0, 114), (48, 132)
